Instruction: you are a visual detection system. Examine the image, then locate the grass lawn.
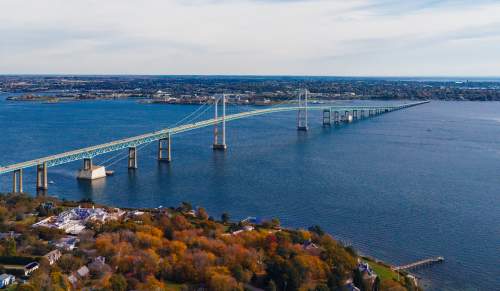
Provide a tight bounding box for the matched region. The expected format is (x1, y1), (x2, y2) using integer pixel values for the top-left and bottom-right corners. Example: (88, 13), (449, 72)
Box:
(363, 257), (402, 282)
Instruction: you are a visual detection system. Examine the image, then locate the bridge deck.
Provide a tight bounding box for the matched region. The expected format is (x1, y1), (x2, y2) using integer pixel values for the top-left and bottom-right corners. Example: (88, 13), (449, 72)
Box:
(0, 101), (428, 175)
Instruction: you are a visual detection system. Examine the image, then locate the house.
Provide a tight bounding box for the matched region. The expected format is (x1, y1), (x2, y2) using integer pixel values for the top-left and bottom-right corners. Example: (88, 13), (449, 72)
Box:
(24, 262), (39, 276)
(0, 274), (15, 288)
(40, 201), (54, 210)
(44, 249), (62, 265)
(302, 240), (320, 250)
(76, 266), (89, 278)
(88, 256), (110, 274)
(243, 225), (254, 232)
(68, 274), (78, 286)
(55, 236), (79, 251)
(357, 262), (378, 290)
(68, 265), (90, 287)
(0, 232), (21, 240)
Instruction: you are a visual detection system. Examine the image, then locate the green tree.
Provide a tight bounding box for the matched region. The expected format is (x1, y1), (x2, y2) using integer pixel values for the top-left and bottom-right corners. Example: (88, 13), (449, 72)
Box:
(265, 280), (277, 291)
(221, 212), (230, 224)
(4, 237), (16, 256)
(109, 274), (127, 291)
(197, 207), (209, 220)
(308, 225), (324, 236)
(15, 284), (36, 291)
(314, 283), (330, 291)
(180, 202), (192, 212)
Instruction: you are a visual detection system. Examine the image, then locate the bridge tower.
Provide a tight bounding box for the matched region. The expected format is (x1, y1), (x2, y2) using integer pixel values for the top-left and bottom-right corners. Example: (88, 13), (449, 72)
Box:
(12, 169), (23, 193)
(213, 94), (227, 150)
(158, 132), (172, 162)
(128, 147), (138, 169)
(297, 89), (309, 131)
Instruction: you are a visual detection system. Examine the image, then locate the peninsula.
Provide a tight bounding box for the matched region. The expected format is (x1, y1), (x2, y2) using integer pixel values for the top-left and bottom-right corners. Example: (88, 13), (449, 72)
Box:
(0, 192), (419, 291)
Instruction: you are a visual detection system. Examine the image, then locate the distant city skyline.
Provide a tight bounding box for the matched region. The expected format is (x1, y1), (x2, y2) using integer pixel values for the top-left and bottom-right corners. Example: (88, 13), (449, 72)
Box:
(1, 0), (500, 76)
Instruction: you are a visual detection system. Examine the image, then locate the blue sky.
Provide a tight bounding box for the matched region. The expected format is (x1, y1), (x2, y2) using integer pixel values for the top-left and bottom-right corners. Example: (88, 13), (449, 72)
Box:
(1, 0), (499, 76)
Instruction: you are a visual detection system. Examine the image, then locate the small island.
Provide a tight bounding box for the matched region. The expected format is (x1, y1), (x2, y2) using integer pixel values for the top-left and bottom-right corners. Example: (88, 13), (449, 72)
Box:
(0, 192), (419, 291)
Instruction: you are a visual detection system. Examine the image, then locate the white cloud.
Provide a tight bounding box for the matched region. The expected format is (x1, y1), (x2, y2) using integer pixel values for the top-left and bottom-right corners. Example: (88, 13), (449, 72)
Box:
(0, 0), (499, 75)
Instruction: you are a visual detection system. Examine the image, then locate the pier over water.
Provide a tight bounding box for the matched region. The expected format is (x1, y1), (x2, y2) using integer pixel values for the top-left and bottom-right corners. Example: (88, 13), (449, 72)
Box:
(393, 257), (445, 271)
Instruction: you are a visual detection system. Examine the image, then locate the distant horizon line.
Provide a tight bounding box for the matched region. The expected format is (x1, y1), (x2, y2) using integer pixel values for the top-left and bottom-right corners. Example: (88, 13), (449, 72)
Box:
(1, 73), (500, 80)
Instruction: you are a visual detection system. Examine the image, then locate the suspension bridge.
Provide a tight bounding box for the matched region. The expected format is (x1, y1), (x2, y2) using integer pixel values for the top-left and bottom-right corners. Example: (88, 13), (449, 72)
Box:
(0, 90), (429, 194)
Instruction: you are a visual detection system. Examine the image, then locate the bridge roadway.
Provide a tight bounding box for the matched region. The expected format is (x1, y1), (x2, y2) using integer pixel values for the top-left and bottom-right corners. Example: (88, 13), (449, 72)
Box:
(0, 101), (428, 176)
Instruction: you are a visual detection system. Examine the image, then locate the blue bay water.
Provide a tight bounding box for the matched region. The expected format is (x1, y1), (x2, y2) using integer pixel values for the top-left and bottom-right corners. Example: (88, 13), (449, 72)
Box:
(0, 93), (498, 290)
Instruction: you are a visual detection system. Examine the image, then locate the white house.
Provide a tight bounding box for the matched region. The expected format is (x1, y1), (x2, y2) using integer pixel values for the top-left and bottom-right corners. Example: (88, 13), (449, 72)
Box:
(24, 262), (39, 276)
(44, 249), (62, 265)
(0, 274), (15, 288)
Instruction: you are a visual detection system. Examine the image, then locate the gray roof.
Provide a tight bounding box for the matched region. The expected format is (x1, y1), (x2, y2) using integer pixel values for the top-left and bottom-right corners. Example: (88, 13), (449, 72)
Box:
(0, 273), (14, 280)
(76, 266), (89, 277)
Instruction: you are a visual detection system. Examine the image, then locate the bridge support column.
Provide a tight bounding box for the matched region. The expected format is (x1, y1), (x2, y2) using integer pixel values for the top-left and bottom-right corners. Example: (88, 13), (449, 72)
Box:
(213, 94), (227, 150)
(128, 147), (138, 169)
(361, 110), (365, 119)
(36, 163), (48, 194)
(12, 169), (23, 193)
(158, 133), (172, 162)
(297, 89), (308, 131)
(83, 158), (92, 171)
(334, 111), (340, 124)
(323, 109), (331, 126)
(345, 111), (353, 123)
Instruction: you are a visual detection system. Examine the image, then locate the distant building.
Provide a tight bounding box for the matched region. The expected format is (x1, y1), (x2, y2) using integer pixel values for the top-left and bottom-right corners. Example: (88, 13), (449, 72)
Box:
(0, 274), (15, 288)
(44, 249), (62, 265)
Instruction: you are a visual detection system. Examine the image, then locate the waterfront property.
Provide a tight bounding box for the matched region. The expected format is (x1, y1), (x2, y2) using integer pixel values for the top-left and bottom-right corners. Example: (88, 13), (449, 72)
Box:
(33, 206), (124, 234)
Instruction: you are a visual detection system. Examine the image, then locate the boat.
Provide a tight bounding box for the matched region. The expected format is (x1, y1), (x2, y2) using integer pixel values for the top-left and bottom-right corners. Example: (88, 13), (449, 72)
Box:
(105, 170), (114, 176)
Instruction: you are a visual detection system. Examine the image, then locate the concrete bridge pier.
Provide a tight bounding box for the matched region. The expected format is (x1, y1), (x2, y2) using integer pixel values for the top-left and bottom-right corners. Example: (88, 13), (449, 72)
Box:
(36, 163), (48, 194)
(361, 110), (365, 119)
(12, 169), (23, 193)
(334, 111), (340, 124)
(77, 158), (106, 180)
(323, 109), (332, 126)
(158, 133), (172, 162)
(128, 147), (138, 169)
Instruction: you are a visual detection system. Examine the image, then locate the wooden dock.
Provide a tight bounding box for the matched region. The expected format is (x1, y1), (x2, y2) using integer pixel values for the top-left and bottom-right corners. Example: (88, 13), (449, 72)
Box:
(393, 256), (444, 271)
